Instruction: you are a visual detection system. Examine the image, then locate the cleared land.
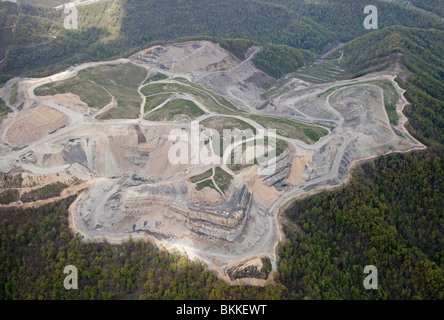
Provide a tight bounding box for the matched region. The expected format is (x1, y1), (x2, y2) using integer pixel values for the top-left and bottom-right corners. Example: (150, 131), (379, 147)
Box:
(318, 80), (400, 125)
(0, 41), (423, 286)
(35, 63), (147, 119)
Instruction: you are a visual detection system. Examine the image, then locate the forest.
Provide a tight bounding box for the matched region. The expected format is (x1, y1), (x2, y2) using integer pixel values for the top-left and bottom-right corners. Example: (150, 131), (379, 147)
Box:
(279, 149), (443, 299)
(1, 0), (442, 84)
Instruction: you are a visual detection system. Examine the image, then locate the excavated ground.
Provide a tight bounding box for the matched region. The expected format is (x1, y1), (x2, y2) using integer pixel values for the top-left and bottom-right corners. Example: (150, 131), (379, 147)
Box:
(0, 41), (424, 285)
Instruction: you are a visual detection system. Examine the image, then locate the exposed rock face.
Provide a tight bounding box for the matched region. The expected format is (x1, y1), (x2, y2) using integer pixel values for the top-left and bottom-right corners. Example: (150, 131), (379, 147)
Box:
(226, 257), (272, 281)
(186, 185), (252, 242)
(130, 41), (239, 74)
(83, 181), (252, 243)
(262, 153), (292, 190)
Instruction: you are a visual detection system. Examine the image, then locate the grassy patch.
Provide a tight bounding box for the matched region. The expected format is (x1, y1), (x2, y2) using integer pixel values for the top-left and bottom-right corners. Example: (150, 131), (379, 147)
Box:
(0, 189), (19, 205)
(9, 83), (18, 105)
(174, 78), (240, 112)
(201, 116), (256, 134)
(201, 116), (257, 157)
(248, 114), (328, 144)
(0, 98), (12, 121)
(144, 94), (171, 113)
(190, 169), (213, 183)
(371, 81), (400, 125)
(142, 81), (241, 115)
(227, 137), (288, 172)
(35, 79), (110, 109)
(143, 73), (168, 85)
(317, 83), (355, 98)
(213, 167), (233, 194)
(35, 63), (147, 119)
(145, 99), (205, 121)
(0, 173), (23, 189)
(20, 182), (68, 203)
(195, 179), (219, 194)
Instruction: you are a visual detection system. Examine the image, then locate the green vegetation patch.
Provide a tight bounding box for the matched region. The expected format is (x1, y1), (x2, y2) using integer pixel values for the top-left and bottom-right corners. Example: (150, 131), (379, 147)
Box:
(227, 257), (273, 281)
(253, 44), (317, 79)
(227, 137), (288, 172)
(145, 99), (205, 121)
(195, 179), (219, 194)
(213, 167), (233, 194)
(248, 114), (328, 144)
(0, 98), (12, 121)
(189, 169), (213, 184)
(35, 63), (147, 119)
(20, 182), (68, 203)
(9, 83), (18, 105)
(318, 83), (356, 98)
(142, 81), (241, 115)
(0, 173), (22, 189)
(35, 79), (110, 109)
(201, 116), (256, 135)
(143, 73), (168, 85)
(174, 78), (241, 112)
(0, 189), (19, 205)
(219, 38), (260, 60)
(372, 81), (400, 125)
(144, 94), (171, 113)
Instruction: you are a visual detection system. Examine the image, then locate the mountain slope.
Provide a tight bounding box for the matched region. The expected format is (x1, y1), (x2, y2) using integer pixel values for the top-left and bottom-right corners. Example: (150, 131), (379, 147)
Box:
(339, 26), (444, 146)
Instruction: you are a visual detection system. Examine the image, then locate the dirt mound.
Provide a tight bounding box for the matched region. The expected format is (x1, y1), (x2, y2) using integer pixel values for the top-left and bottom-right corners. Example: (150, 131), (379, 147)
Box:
(45, 93), (91, 115)
(130, 41), (239, 74)
(286, 153), (312, 185)
(188, 185), (224, 206)
(6, 105), (68, 146)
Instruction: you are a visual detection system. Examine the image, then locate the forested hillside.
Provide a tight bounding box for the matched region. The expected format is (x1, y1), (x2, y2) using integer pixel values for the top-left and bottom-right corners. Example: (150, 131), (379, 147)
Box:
(1, 0), (443, 84)
(252, 44), (317, 78)
(404, 0), (444, 18)
(264, 0), (443, 42)
(279, 149), (443, 299)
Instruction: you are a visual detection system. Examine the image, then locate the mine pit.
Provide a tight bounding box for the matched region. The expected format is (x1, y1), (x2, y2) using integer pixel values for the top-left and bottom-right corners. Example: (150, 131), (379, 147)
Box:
(0, 41), (424, 285)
